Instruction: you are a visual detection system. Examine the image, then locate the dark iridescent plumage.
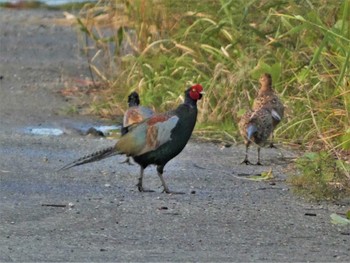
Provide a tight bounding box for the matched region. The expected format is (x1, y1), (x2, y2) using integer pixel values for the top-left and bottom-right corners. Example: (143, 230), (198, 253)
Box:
(239, 107), (274, 165)
(252, 73), (284, 147)
(59, 85), (204, 194)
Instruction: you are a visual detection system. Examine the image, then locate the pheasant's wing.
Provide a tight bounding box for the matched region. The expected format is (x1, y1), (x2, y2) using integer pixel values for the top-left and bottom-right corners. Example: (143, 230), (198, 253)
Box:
(117, 113), (179, 156)
(255, 109), (273, 142)
(271, 109), (282, 121)
(253, 94), (284, 120)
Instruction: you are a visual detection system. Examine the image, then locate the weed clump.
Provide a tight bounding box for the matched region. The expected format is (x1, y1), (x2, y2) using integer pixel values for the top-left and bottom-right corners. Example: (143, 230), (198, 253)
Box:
(288, 152), (350, 201)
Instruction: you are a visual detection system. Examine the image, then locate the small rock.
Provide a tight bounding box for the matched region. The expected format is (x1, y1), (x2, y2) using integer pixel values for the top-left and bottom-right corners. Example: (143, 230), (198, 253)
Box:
(86, 127), (104, 137)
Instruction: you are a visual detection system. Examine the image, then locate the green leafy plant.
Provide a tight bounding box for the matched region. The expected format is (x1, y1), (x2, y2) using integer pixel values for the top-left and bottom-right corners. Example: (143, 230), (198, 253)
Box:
(330, 213), (350, 225)
(288, 151), (350, 200)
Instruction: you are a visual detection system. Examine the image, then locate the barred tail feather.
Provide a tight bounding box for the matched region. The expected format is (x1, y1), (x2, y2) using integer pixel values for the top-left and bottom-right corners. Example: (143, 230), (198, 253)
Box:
(58, 146), (119, 171)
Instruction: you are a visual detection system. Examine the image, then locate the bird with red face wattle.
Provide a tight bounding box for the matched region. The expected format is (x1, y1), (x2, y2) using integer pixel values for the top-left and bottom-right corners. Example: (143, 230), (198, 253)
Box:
(59, 84), (204, 194)
(120, 91), (154, 165)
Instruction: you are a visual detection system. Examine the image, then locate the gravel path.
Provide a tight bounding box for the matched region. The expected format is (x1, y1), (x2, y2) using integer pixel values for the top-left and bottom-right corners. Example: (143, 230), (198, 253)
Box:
(0, 9), (349, 262)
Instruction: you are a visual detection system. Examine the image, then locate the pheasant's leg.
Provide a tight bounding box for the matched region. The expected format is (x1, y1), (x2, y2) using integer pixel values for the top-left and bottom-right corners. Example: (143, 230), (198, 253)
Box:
(137, 167), (154, 192)
(241, 143), (253, 165)
(157, 165), (184, 194)
(256, 147), (262, 165)
(269, 132), (277, 148)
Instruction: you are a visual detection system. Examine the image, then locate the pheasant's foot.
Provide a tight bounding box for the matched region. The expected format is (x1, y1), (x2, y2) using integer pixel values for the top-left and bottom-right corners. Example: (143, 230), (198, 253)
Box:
(256, 161), (263, 166)
(140, 188), (155, 192)
(137, 182), (154, 192)
(241, 159), (253, 165)
(269, 143), (277, 149)
(162, 188), (185, 195)
(137, 185), (155, 192)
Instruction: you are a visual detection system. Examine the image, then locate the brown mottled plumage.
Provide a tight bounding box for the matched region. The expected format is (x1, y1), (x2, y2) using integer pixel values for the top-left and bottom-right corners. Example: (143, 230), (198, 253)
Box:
(252, 73), (284, 147)
(239, 108), (274, 165)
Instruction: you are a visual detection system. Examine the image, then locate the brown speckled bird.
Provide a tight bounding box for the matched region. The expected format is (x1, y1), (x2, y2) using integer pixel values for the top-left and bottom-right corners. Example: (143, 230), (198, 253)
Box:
(252, 73), (284, 148)
(239, 107), (276, 165)
(121, 91), (154, 164)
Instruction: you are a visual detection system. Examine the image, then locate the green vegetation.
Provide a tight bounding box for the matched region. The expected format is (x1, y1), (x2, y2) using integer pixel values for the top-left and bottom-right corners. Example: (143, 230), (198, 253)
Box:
(330, 213), (350, 225)
(73, 0), (349, 199)
(287, 151), (350, 201)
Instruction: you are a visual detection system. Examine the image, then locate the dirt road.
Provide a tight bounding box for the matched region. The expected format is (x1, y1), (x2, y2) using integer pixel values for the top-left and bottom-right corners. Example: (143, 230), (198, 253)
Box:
(0, 9), (349, 262)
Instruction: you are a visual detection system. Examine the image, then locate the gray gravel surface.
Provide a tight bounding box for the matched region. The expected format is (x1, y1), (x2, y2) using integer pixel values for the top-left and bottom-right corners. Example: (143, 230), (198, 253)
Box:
(0, 9), (349, 262)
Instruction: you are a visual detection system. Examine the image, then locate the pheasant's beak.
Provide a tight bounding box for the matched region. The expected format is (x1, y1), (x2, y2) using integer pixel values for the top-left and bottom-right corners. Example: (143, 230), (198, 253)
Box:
(198, 91), (205, 100)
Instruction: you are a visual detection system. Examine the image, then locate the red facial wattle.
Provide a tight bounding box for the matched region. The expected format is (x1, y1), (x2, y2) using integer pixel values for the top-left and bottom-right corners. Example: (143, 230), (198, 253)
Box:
(189, 84), (203, 100)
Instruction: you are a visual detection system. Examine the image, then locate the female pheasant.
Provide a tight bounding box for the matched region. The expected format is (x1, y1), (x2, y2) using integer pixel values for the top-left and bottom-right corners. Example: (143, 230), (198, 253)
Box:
(239, 108), (277, 165)
(252, 73), (284, 148)
(59, 84), (204, 194)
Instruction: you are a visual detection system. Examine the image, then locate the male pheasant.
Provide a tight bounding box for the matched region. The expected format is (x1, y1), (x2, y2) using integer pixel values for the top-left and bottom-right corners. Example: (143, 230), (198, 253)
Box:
(252, 73), (284, 147)
(239, 108), (277, 165)
(60, 84), (204, 194)
(121, 91), (154, 164)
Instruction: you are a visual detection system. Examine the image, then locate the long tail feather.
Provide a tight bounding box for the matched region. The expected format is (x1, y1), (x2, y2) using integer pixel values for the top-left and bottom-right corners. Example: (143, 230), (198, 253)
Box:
(58, 146), (119, 171)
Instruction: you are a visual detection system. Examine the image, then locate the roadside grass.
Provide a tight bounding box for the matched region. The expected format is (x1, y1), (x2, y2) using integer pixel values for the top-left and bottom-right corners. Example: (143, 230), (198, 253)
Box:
(287, 151), (350, 201)
(70, 0), (349, 200)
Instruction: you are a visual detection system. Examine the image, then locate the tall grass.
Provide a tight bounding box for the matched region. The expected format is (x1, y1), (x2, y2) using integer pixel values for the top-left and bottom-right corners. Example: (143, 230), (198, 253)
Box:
(75, 1), (349, 174)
